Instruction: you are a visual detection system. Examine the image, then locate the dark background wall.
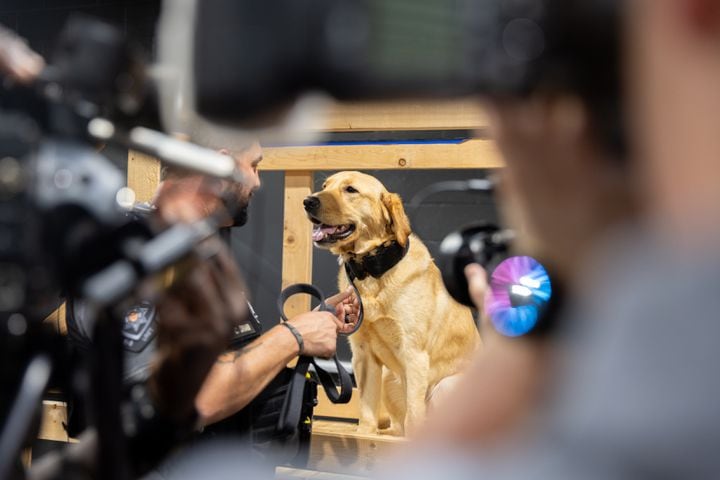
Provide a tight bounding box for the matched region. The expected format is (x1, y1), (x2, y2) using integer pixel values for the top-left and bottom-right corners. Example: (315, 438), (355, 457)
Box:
(0, 0), (161, 59)
(4, 0), (500, 362)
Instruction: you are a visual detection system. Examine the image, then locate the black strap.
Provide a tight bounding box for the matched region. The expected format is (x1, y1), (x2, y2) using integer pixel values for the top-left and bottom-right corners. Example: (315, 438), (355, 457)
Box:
(342, 264), (365, 336)
(276, 284), (353, 434)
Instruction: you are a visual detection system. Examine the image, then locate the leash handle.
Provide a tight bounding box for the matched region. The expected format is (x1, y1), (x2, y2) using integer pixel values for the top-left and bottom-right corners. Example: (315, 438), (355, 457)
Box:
(276, 283), (335, 321)
(276, 283), (354, 434)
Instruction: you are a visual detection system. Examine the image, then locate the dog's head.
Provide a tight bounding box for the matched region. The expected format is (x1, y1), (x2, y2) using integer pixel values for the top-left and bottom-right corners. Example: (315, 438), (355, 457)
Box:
(304, 171), (411, 256)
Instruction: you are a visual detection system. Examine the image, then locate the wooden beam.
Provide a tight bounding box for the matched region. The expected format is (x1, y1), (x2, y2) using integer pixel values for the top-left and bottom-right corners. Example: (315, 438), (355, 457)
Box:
(21, 449), (32, 469)
(127, 150), (161, 202)
(308, 420), (405, 477)
(275, 466), (368, 480)
(262, 139), (502, 171)
(316, 100), (488, 132)
(38, 401), (76, 443)
(281, 172), (315, 318)
(44, 302), (67, 335)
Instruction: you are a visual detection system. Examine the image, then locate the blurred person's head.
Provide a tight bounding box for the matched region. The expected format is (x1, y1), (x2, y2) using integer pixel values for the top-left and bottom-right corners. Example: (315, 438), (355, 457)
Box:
(484, 95), (638, 283)
(158, 141), (263, 227)
(627, 0), (720, 243)
(216, 142), (263, 227)
(471, 0), (638, 284)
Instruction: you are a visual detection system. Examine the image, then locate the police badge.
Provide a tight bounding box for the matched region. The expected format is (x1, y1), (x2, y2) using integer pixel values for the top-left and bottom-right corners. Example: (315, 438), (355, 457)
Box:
(122, 302), (157, 353)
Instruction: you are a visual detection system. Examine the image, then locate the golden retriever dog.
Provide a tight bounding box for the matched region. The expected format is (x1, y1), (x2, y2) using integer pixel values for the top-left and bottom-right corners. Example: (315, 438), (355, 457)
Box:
(304, 171), (480, 436)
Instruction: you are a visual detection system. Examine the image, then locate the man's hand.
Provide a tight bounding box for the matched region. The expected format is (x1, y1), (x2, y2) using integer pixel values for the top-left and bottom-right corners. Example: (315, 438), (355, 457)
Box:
(286, 311), (341, 358)
(324, 286), (360, 334)
(465, 263), (493, 333)
(464, 263), (489, 311)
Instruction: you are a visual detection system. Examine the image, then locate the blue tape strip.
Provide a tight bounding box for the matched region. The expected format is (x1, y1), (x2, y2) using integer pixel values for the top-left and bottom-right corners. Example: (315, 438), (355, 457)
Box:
(268, 138), (471, 148)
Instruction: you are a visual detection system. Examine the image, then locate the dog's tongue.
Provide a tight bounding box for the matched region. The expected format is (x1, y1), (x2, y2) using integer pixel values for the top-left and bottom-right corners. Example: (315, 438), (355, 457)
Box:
(313, 225), (338, 241)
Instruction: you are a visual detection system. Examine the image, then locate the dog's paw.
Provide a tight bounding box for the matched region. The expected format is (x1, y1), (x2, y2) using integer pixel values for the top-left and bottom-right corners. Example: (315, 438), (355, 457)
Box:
(379, 425), (404, 437)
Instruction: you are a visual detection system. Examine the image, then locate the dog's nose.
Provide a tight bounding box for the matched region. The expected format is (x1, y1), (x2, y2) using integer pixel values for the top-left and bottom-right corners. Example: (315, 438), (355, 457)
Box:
(303, 196), (320, 213)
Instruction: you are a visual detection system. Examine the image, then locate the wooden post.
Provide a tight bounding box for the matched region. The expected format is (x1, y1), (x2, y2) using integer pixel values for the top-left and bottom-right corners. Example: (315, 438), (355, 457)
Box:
(281, 171), (315, 319)
(38, 401), (75, 443)
(43, 302), (67, 335)
(127, 150), (161, 202)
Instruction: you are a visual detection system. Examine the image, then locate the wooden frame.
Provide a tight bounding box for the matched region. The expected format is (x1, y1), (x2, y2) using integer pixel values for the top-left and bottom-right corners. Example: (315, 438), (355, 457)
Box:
(315, 99), (488, 132)
(265, 138), (502, 317)
(262, 139), (501, 171)
(126, 101), (503, 414)
(30, 102), (500, 472)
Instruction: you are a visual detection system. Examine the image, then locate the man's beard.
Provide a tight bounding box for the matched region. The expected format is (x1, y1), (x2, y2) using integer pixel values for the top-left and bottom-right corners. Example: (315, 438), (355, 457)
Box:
(223, 196), (250, 227)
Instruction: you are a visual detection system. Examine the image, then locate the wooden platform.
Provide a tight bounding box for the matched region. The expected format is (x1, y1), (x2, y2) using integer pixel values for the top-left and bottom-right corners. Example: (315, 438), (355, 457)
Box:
(300, 386), (407, 477)
(36, 399), (404, 478)
(304, 420), (405, 478)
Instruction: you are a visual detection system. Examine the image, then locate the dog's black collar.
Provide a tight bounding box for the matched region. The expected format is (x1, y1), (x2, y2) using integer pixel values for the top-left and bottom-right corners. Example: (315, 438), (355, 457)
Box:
(344, 239), (410, 281)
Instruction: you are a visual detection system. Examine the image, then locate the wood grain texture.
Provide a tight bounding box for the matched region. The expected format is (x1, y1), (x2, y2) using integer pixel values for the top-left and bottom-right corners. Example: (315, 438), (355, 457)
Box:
(316, 100), (489, 132)
(281, 172), (315, 318)
(308, 420), (405, 476)
(43, 302), (67, 335)
(275, 466), (369, 480)
(262, 139), (503, 171)
(37, 401), (76, 443)
(127, 150), (161, 202)
(315, 387), (360, 420)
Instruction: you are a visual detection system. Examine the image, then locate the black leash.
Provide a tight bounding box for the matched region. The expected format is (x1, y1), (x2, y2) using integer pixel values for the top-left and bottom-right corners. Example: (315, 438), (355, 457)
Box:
(275, 239), (411, 432)
(276, 284), (354, 434)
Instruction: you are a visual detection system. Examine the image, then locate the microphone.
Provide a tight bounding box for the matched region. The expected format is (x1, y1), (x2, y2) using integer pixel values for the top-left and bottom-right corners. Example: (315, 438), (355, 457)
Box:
(88, 118), (243, 182)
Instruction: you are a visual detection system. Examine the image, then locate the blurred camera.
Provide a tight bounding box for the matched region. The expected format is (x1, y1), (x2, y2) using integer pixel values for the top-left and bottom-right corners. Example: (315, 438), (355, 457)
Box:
(438, 223), (513, 308)
(159, 0), (621, 152)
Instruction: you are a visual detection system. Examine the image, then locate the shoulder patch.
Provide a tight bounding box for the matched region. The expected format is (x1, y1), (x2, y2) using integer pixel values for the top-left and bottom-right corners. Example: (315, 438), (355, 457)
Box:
(122, 302), (157, 353)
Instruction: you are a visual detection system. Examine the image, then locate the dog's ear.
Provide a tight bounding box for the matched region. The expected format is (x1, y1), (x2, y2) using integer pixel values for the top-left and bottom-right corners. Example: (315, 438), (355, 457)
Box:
(382, 192), (411, 246)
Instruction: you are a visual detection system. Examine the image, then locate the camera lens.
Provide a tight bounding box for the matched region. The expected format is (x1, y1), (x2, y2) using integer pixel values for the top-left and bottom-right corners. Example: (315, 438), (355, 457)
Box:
(485, 256), (552, 337)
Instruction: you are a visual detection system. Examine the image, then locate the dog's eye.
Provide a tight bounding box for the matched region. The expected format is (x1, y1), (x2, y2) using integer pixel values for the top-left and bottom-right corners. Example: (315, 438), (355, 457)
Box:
(345, 185), (358, 194)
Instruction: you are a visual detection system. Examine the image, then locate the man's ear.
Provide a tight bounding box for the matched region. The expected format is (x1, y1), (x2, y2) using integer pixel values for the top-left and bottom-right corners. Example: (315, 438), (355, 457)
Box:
(382, 192), (411, 246)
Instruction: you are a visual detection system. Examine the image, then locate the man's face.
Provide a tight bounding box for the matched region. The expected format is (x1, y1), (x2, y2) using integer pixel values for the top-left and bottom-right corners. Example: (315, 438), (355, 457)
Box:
(219, 142), (263, 227)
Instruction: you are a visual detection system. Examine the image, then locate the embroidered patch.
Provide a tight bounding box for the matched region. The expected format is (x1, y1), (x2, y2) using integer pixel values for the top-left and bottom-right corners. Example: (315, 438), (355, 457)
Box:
(122, 302), (157, 353)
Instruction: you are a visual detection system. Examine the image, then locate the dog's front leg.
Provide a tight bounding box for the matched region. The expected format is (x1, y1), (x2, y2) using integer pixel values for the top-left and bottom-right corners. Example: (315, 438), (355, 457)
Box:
(403, 350), (430, 436)
(353, 346), (383, 434)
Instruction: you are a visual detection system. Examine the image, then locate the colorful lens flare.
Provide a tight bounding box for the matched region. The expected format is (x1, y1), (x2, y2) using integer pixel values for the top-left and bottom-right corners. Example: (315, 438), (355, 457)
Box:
(485, 256), (552, 337)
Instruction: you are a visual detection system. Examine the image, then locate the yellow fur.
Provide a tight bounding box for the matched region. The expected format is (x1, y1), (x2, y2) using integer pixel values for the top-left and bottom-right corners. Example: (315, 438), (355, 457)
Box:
(307, 171), (480, 436)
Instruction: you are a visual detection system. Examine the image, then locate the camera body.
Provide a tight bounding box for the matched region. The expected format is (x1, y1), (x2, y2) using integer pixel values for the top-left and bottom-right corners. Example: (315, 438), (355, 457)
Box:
(438, 223), (511, 308)
(182, 0), (620, 152)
